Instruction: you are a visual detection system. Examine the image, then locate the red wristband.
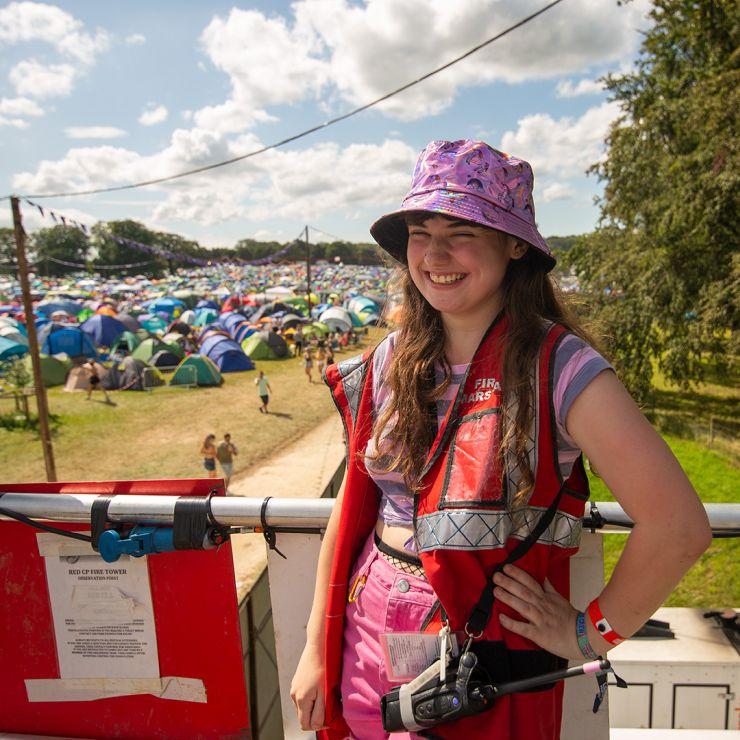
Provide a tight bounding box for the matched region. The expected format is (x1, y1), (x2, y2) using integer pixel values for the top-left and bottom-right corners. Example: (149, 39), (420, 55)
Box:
(587, 598), (625, 645)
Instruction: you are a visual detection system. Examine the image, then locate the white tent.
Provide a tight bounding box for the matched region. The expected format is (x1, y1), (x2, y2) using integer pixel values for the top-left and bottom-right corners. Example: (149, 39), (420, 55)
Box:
(0, 326), (28, 346)
(319, 306), (352, 333)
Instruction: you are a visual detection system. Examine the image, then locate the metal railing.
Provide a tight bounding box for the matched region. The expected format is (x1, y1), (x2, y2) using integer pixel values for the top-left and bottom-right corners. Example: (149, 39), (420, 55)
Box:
(1, 494), (737, 535)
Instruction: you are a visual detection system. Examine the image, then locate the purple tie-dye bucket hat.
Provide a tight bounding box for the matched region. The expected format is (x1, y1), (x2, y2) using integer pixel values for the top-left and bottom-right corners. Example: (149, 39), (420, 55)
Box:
(370, 139), (555, 271)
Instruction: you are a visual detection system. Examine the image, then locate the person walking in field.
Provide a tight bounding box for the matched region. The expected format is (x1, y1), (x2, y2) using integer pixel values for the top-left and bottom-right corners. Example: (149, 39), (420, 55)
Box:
(294, 325), (304, 357)
(303, 347), (314, 383)
(83, 360), (111, 403)
(216, 433), (238, 491)
(315, 345), (327, 377)
(290, 139), (712, 739)
(199, 434), (217, 479)
(255, 370), (272, 414)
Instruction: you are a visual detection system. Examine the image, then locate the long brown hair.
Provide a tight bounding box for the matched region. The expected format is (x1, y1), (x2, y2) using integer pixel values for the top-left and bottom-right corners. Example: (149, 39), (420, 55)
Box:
(371, 218), (598, 511)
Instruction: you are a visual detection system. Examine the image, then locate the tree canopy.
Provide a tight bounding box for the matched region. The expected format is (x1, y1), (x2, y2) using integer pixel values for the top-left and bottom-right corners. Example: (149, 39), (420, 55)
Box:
(566, 0), (738, 400)
(33, 225), (90, 276)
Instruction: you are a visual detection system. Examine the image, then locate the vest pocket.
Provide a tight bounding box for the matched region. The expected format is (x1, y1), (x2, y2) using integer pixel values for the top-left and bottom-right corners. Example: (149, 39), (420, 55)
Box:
(440, 408), (506, 508)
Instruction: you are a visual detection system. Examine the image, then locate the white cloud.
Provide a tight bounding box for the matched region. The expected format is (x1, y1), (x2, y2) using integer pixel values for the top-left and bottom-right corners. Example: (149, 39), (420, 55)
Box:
(64, 126), (128, 139)
(196, 8), (329, 134)
(0, 2), (109, 64)
(138, 104), (168, 126)
(125, 33), (146, 46)
(0, 114), (28, 128)
(292, 0), (650, 121)
(9, 59), (76, 98)
(181, 0), (649, 133)
(500, 101), (621, 178)
(0, 3), (109, 119)
(0, 96), (44, 116)
(541, 182), (576, 202)
(556, 78), (604, 98)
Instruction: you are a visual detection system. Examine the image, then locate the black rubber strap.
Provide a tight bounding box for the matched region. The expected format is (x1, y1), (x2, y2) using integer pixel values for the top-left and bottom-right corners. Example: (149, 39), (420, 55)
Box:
(90, 496), (115, 551)
(466, 484), (567, 634)
(173, 496), (211, 550)
(260, 497), (287, 559)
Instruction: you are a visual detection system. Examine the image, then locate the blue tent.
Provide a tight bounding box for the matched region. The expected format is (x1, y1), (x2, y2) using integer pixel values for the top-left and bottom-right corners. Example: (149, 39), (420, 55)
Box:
(37, 323), (97, 358)
(80, 315), (127, 348)
(234, 322), (256, 344)
(199, 334), (254, 372)
(0, 336), (27, 360)
(145, 297), (185, 317)
(195, 299), (219, 310)
(36, 300), (82, 317)
(222, 313), (249, 337)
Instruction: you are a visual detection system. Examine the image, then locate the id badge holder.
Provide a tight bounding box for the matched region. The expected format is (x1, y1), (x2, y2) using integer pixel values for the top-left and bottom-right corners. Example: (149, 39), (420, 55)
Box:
(380, 630), (460, 683)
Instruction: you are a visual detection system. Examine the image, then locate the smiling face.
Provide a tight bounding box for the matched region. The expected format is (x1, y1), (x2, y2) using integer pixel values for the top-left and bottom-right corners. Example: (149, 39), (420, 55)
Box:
(405, 214), (520, 328)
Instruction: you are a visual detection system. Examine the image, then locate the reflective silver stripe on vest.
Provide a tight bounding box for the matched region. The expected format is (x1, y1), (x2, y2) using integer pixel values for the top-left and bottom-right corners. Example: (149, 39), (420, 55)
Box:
(415, 506), (582, 552)
(336, 354), (367, 427)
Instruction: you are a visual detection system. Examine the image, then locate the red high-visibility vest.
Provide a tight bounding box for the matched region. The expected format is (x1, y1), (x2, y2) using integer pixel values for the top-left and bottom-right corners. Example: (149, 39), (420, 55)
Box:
(319, 317), (589, 739)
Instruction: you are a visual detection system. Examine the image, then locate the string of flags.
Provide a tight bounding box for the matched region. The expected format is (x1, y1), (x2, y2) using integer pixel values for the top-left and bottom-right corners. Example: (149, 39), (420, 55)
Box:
(45, 255), (153, 271)
(20, 198), (307, 269)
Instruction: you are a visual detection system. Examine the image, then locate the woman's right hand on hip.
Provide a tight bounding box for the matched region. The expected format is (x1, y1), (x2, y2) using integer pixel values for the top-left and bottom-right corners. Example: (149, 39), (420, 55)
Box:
(290, 643), (326, 731)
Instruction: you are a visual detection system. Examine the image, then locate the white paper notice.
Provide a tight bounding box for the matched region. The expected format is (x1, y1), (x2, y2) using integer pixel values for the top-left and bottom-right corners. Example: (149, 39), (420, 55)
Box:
(42, 545), (160, 679)
(380, 633), (440, 682)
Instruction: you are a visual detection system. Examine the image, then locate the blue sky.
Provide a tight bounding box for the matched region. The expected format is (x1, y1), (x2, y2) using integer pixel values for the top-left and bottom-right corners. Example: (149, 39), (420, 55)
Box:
(0, 0), (651, 247)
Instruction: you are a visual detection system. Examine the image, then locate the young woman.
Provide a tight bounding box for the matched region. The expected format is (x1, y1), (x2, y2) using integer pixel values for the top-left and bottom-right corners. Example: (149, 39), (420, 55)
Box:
(199, 434), (217, 479)
(290, 140), (711, 739)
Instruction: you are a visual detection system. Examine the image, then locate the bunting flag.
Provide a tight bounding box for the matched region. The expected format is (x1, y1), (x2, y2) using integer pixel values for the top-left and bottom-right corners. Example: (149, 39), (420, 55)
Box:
(21, 198), (305, 269)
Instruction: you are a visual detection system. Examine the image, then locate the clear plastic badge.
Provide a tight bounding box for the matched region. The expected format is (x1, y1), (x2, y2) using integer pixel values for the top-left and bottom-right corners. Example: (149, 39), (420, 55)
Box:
(380, 632), (459, 682)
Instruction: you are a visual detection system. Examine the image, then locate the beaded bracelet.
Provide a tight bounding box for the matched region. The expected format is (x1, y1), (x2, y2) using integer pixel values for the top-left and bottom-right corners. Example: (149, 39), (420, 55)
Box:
(587, 597), (626, 646)
(575, 610), (598, 659)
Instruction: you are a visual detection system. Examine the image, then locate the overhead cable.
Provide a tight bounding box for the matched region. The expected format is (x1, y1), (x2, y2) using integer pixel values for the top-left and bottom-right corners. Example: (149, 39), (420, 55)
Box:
(18, 0), (565, 200)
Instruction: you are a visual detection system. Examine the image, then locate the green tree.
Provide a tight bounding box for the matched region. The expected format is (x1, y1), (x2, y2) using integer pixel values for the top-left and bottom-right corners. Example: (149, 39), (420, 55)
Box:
(567, 0), (738, 400)
(0, 227), (17, 273)
(33, 225), (89, 276)
(91, 220), (167, 277)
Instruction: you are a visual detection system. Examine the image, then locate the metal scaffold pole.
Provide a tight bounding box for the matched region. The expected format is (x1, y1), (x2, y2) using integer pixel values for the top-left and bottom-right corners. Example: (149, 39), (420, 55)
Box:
(305, 225), (311, 313)
(10, 196), (57, 482)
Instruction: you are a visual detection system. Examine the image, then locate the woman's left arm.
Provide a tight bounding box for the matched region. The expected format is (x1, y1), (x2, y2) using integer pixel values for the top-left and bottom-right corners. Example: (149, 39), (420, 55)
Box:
(496, 370), (712, 658)
(568, 370), (712, 651)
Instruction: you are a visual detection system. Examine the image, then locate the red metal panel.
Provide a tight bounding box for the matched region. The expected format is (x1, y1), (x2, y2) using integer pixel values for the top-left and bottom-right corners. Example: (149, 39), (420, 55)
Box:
(0, 479), (250, 739)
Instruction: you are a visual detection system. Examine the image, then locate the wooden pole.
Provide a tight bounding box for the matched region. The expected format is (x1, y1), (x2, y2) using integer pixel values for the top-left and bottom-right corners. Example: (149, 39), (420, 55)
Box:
(305, 225), (311, 314)
(11, 196), (57, 481)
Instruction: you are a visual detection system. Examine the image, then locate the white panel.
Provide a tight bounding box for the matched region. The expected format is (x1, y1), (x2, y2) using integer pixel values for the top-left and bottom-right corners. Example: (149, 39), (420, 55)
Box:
(673, 685), (729, 730)
(267, 534), (323, 740)
(609, 684), (652, 728)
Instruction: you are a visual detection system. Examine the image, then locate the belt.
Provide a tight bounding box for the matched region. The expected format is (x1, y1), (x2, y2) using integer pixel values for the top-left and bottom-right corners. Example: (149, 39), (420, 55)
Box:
(374, 532), (426, 578)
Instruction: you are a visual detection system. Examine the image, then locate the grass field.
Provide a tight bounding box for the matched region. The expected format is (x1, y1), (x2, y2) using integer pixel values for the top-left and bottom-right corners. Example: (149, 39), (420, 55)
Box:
(0, 338), (372, 483)
(1, 330), (736, 607)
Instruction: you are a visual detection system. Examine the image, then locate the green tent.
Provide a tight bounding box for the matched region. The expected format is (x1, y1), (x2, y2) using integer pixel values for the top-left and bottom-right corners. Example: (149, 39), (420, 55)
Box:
(132, 338), (183, 363)
(169, 355), (222, 387)
(111, 330), (142, 355)
(282, 296), (309, 315)
(302, 321), (330, 339)
(24, 354), (69, 386)
(139, 316), (168, 334)
(242, 334), (278, 360)
(194, 308), (218, 327)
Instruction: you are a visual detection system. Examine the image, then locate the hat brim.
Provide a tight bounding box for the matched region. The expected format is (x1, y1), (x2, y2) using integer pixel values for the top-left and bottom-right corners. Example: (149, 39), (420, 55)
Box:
(370, 189), (555, 272)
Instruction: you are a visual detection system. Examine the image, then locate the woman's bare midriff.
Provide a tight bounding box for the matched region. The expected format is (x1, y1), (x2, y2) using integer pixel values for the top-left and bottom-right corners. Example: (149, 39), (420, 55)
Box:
(375, 518), (416, 553)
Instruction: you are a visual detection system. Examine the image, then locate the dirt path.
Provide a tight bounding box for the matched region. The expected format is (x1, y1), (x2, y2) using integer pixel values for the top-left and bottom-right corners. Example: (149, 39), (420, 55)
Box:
(229, 413), (345, 601)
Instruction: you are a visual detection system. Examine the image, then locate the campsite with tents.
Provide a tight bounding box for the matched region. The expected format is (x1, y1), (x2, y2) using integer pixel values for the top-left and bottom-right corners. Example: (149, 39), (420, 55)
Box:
(0, 262), (387, 484)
